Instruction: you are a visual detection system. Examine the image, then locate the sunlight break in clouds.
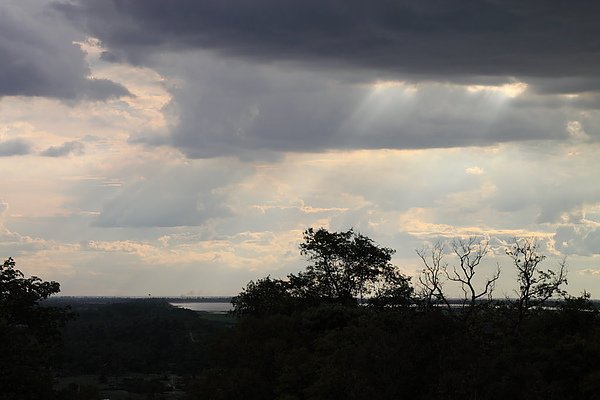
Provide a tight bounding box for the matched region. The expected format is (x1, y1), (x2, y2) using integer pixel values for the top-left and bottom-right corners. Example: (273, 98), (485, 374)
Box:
(467, 82), (529, 98)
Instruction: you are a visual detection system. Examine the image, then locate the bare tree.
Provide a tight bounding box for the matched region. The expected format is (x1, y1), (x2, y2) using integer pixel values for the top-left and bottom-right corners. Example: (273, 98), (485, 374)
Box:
(506, 238), (568, 324)
(416, 242), (450, 311)
(447, 238), (500, 313)
(417, 238), (500, 315)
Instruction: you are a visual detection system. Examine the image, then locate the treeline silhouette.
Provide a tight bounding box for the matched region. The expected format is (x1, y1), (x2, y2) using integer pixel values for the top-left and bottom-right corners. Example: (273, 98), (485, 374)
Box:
(2, 229), (600, 399)
(189, 229), (598, 399)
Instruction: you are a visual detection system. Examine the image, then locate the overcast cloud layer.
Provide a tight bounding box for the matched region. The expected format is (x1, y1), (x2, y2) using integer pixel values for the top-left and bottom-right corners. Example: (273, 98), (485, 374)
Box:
(53, 0), (600, 158)
(0, 1), (598, 296)
(57, 0), (600, 85)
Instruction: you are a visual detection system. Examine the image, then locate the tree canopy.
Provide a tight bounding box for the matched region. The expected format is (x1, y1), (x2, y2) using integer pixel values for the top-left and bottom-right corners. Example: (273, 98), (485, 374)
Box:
(233, 228), (413, 315)
(299, 227), (402, 302)
(0, 257), (72, 399)
(202, 232), (596, 400)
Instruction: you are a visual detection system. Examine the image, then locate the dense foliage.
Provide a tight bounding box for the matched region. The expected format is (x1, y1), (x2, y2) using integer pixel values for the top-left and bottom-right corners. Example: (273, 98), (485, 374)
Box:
(192, 298), (600, 400)
(1, 230), (597, 399)
(232, 228), (413, 315)
(191, 230), (597, 400)
(57, 300), (232, 375)
(0, 258), (72, 400)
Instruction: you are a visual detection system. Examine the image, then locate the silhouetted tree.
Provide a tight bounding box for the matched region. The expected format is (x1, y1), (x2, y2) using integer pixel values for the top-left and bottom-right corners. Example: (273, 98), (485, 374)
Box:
(416, 242), (450, 310)
(368, 269), (414, 309)
(199, 233), (600, 400)
(0, 257), (72, 399)
(417, 238), (499, 315)
(299, 227), (402, 304)
(447, 238), (500, 313)
(231, 276), (292, 316)
(232, 228), (413, 315)
(506, 238), (568, 326)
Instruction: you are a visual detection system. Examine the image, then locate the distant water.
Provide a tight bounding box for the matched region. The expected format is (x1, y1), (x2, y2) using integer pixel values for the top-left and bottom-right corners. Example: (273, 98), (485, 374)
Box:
(170, 302), (232, 313)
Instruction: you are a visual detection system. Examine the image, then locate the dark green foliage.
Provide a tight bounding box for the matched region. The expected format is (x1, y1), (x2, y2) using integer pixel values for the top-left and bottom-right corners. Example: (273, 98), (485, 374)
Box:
(368, 269), (414, 309)
(57, 300), (231, 375)
(193, 300), (600, 400)
(0, 257), (72, 400)
(231, 276), (294, 316)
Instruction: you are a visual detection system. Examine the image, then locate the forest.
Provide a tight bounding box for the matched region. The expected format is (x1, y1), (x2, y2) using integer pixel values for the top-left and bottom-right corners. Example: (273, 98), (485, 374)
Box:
(2, 228), (600, 400)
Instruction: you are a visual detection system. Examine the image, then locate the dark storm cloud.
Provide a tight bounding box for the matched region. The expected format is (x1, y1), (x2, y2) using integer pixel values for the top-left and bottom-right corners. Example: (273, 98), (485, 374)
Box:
(0, 139), (31, 156)
(53, 0), (600, 158)
(137, 56), (587, 158)
(40, 140), (84, 157)
(57, 0), (600, 88)
(0, 1), (129, 100)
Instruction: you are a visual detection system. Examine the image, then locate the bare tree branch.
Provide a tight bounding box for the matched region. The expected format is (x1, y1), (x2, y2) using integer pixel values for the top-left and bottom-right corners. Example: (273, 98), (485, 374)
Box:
(416, 242), (451, 311)
(445, 238), (500, 313)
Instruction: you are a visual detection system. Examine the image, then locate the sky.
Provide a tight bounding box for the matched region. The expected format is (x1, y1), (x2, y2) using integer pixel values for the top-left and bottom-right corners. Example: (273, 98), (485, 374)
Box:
(1, 0), (599, 297)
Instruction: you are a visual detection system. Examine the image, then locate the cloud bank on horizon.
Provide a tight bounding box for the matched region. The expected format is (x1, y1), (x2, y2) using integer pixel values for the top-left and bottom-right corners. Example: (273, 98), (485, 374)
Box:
(0, 0), (599, 296)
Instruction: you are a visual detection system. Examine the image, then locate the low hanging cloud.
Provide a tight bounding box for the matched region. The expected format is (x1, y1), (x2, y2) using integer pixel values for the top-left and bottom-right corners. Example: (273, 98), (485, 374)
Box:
(40, 140), (85, 157)
(0, 138), (32, 156)
(0, 1), (130, 100)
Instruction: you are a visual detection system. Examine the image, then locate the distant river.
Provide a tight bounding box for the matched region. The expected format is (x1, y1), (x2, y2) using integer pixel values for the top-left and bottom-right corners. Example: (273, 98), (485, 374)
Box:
(170, 302), (233, 313)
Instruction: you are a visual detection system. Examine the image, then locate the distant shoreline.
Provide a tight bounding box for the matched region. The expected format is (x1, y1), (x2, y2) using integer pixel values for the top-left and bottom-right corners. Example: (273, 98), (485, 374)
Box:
(42, 296), (600, 307)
